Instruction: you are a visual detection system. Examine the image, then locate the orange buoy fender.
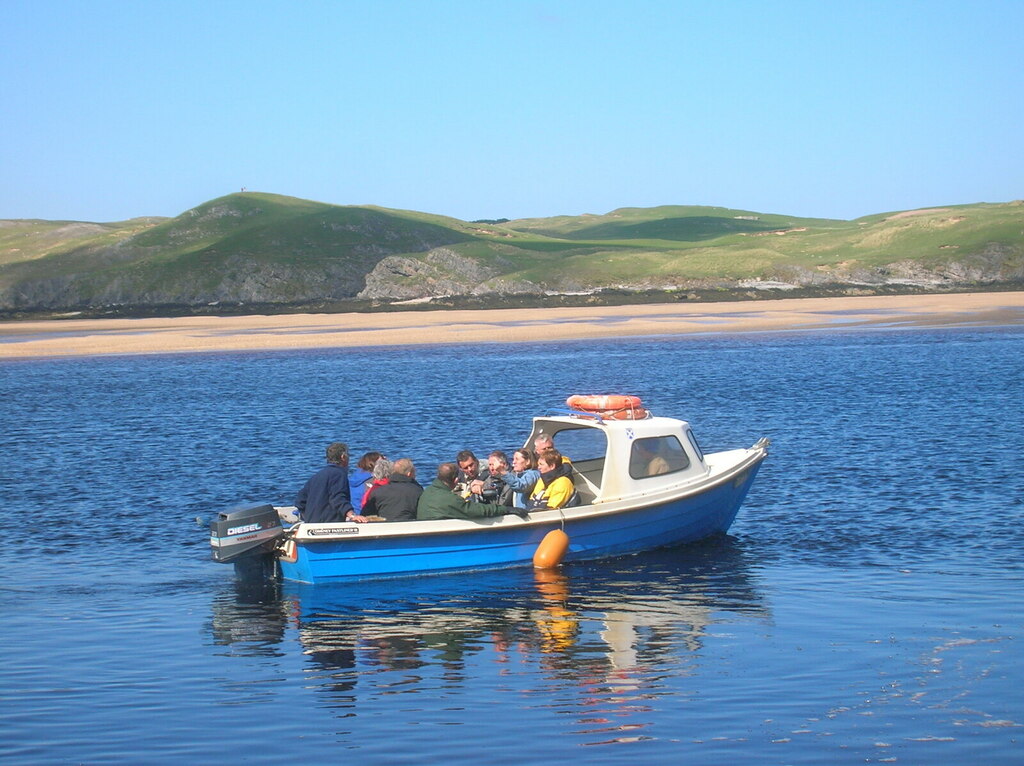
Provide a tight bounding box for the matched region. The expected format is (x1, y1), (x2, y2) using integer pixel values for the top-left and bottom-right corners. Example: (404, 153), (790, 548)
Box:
(566, 394), (643, 412)
(533, 529), (570, 569)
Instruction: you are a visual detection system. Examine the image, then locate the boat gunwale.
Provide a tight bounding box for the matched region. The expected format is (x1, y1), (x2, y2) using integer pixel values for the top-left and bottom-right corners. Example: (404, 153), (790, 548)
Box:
(287, 441), (768, 545)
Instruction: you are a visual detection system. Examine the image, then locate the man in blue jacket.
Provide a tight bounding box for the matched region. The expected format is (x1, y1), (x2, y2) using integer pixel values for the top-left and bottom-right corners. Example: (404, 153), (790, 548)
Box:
(295, 442), (367, 523)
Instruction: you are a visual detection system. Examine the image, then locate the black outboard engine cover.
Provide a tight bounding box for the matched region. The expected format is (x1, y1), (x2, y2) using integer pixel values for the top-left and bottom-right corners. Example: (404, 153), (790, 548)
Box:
(210, 504), (286, 564)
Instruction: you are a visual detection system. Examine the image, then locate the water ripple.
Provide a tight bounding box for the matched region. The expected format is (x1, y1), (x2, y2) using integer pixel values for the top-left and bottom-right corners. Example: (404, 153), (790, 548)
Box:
(1, 327), (1022, 763)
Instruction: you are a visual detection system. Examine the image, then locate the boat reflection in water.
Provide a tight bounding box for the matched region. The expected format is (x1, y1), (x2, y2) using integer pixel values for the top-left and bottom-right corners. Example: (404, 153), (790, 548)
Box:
(207, 538), (767, 742)
(207, 579), (290, 658)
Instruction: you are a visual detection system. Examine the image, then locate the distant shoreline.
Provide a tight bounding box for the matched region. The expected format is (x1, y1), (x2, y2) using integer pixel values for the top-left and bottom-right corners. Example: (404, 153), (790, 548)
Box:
(1, 292), (1022, 360)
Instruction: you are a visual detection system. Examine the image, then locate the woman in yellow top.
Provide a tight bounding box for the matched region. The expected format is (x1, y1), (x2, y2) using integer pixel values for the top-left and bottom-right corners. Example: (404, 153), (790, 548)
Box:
(528, 449), (576, 510)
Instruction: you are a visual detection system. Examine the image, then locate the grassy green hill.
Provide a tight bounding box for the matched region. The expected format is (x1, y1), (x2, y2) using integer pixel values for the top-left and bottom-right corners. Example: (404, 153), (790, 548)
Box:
(1, 193), (1021, 316)
(0, 194), (491, 310)
(505, 205), (847, 241)
(0, 217), (166, 266)
(501, 202), (1024, 286)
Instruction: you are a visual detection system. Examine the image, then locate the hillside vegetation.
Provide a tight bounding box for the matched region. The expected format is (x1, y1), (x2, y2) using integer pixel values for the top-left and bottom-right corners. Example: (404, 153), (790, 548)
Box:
(1, 193), (1021, 316)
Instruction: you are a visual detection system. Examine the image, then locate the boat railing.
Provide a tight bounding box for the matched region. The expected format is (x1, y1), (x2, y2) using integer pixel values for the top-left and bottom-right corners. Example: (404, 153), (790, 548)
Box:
(544, 407), (608, 420)
(544, 407), (651, 422)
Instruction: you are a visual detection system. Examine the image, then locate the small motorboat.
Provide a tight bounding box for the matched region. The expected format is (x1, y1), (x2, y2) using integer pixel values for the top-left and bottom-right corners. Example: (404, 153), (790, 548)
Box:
(210, 397), (769, 584)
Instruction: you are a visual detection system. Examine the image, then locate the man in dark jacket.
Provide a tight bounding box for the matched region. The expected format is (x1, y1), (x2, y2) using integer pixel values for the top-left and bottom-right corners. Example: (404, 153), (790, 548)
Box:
(295, 442), (367, 524)
(363, 458), (423, 522)
(454, 449), (488, 499)
(418, 462), (521, 521)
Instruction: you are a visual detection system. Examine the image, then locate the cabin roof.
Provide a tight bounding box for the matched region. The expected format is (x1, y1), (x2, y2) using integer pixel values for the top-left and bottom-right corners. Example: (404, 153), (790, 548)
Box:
(532, 413), (691, 438)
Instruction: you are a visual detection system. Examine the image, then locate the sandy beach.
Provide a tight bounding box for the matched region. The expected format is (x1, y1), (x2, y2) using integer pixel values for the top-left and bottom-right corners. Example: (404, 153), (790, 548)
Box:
(1, 292), (1022, 360)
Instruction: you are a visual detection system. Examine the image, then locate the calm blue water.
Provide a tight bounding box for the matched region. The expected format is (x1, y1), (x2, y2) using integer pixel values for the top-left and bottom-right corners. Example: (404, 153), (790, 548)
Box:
(1, 327), (1021, 764)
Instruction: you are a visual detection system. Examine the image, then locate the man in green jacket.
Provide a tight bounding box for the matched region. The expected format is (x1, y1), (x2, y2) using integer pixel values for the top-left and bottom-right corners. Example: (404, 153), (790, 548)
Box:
(417, 462), (521, 521)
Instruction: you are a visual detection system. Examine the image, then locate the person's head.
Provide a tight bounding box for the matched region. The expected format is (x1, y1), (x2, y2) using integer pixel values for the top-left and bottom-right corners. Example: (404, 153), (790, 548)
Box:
(326, 442), (349, 466)
(357, 451), (383, 471)
(533, 433), (554, 453)
(456, 450), (479, 477)
(512, 448), (537, 472)
(537, 448), (562, 473)
(392, 457), (415, 479)
(487, 450), (509, 474)
(437, 462), (458, 488)
(372, 456), (393, 480)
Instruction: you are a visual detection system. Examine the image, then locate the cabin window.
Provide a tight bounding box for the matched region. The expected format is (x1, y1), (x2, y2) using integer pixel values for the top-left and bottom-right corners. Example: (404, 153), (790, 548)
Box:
(686, 429), (704, 462)
(545, 427), (607, 463)
(629, 436), (690, 479)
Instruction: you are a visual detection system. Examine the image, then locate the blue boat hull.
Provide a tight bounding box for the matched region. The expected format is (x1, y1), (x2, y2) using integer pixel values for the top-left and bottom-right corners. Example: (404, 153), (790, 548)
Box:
(279, 460), (763, 584)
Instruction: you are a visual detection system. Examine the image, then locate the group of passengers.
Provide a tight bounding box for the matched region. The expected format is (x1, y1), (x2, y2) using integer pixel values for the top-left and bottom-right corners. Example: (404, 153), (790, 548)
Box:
(294, 433), (577, 525)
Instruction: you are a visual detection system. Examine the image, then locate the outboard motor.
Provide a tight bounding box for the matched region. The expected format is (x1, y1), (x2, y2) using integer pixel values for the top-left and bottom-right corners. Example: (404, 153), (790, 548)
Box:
(210, 504), (287, 581)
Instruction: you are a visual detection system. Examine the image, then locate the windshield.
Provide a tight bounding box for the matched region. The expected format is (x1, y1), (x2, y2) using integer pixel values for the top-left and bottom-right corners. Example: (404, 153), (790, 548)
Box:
(540, 426), (607, 462)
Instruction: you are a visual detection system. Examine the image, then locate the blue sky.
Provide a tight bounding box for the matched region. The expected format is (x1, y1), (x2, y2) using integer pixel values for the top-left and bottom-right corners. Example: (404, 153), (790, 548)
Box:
(2, 0), (1021, 223)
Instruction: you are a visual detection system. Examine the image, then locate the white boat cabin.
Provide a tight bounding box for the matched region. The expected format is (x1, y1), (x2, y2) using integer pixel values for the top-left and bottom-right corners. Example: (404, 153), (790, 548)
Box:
(527, 412), (710, 505)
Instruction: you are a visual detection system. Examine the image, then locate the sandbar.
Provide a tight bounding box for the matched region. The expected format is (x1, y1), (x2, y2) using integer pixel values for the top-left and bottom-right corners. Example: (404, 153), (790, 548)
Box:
(1, 292), (1022, 360)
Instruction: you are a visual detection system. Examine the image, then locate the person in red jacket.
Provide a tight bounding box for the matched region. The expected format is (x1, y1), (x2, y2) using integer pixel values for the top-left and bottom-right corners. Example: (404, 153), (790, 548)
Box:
(363, 458), (423, 522)
(360, 456), (394, 510)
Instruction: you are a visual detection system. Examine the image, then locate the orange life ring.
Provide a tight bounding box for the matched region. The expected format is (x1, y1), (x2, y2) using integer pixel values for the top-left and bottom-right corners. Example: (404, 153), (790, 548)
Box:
(566, 394), (643, 412)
